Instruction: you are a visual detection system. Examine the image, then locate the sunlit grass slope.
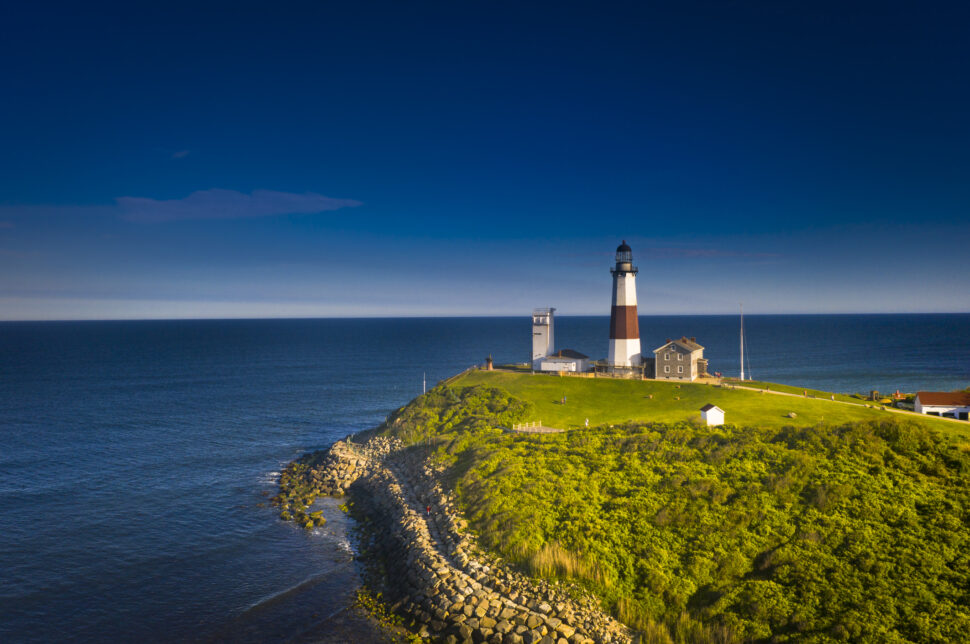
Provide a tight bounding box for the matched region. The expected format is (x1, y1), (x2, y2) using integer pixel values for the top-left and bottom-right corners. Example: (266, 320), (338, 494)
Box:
(381, 373), (970, 643)
(456, 370), (966, 437)
(725, 379), (868, 405)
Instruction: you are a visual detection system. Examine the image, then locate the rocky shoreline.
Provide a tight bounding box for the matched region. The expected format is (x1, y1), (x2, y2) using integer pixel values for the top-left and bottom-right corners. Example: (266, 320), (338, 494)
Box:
(302, 435), (633, 644)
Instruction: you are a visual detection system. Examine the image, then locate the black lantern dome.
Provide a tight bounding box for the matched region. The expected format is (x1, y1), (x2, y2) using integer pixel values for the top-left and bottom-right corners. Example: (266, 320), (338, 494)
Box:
(612, 240), (637, 274)
(616, 240), (633, 264)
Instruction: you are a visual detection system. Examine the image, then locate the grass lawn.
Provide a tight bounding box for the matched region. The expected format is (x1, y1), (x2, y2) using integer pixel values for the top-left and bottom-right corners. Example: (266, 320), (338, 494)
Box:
(457, 370), (969, 439)
(725, 379), (869, 404)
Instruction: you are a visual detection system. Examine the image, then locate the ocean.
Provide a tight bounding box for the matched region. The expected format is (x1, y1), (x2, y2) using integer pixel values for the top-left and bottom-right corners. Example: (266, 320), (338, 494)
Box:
(1, 315), (968, 642)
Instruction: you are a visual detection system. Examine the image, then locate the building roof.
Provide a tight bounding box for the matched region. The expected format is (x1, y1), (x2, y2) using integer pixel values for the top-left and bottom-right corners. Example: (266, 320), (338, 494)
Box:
(545, 349), (589, 360)
(654, 336), (704, 353)
(700, 404), (723, 413)
(917, 391), (970, 406)
(616, 240), (631, 253)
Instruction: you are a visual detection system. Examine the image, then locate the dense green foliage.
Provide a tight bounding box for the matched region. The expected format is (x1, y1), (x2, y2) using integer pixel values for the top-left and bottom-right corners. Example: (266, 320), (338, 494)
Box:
(388, 381), (970, 643)
(385, 383), (533, 443)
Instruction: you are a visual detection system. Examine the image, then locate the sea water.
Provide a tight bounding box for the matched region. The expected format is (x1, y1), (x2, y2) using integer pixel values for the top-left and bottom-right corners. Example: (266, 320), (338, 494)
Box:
(1, 315), (968, 642)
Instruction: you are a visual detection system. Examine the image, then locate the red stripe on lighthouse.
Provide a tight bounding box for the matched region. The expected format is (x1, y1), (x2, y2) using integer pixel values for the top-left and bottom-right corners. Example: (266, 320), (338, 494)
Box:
(609, 305), (640, 339)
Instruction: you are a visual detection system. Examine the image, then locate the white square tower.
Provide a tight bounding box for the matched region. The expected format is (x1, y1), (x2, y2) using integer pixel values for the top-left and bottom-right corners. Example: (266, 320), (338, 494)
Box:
(532, 308), (555, 366)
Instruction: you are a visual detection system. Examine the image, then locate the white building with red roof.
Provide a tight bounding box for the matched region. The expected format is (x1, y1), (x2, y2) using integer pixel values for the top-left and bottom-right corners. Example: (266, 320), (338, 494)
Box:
(915, 391), (970, 420)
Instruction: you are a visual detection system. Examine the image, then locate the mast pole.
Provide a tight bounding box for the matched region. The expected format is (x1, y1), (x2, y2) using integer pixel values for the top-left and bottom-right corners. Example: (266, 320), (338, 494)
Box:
(739, 303), (745, 381)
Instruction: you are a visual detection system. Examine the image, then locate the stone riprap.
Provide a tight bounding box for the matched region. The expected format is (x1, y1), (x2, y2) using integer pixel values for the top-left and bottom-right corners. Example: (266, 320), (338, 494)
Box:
(304, 437), (398, 496)
(310, 436), (632, 644)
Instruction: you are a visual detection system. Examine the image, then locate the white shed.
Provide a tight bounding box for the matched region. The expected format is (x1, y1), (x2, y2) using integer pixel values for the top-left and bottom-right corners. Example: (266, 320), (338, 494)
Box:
(700, 404), (724, 426)
(538, 349), (590, 373)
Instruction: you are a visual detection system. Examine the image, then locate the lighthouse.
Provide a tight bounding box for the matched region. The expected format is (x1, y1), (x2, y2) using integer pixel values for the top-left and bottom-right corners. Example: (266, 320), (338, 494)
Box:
(608, 241), (642, 367)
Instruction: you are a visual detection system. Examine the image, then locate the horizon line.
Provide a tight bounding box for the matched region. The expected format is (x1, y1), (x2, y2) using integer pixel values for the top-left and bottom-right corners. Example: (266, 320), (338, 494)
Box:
(3, 311), (970, 323)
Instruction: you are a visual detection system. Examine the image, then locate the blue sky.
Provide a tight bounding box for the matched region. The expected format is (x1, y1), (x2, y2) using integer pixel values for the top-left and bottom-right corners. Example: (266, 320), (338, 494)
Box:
(1, 1), (968, 319)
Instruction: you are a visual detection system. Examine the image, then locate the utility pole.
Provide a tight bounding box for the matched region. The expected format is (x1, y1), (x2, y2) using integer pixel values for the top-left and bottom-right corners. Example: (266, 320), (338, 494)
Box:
(739, 303), (745, 382)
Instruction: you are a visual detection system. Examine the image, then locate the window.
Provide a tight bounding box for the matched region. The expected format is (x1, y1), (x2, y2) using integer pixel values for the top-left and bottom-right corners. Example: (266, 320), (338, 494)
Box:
(665, 353), (670, 360)
(664, 365), (670, 373)
(678, 366), (683, 373)
(678, 353), (683, 361)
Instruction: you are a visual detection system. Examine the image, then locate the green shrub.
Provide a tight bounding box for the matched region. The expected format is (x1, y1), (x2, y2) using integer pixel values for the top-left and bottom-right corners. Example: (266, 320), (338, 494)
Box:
(382, 383), (970, 643)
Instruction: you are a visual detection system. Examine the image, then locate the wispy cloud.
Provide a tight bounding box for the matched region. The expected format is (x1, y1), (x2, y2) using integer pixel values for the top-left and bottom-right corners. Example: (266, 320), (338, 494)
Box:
(557, 246), (779, 267)
(171, 149), (191, 159)
(647, 247), (781, 259)
(117, 189), (362, 222)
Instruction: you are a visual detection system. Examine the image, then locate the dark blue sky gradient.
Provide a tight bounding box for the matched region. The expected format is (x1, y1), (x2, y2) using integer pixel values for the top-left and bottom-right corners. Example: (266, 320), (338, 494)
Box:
(1, 2), (968, 318)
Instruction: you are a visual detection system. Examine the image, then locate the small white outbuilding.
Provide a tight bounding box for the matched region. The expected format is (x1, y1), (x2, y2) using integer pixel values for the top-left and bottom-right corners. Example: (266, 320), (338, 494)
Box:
(538, 349), (590, 373)
(700, 404), (724, 426)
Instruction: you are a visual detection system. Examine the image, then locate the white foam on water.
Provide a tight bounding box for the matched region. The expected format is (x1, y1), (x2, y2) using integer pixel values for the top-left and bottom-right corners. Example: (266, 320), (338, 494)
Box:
(259, 470), (281, 485)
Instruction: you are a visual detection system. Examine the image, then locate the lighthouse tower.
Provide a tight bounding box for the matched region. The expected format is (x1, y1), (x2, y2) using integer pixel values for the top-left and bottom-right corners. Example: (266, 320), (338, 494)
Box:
(608, 241), (642, 367)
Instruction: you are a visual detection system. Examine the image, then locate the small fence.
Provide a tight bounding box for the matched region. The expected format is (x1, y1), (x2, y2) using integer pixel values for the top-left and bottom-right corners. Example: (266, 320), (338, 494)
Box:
(509, 421), (564, 434)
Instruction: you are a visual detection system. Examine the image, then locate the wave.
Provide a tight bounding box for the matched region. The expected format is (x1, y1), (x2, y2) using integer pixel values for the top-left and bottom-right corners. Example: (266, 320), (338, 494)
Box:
(259, 470), (281, 485)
